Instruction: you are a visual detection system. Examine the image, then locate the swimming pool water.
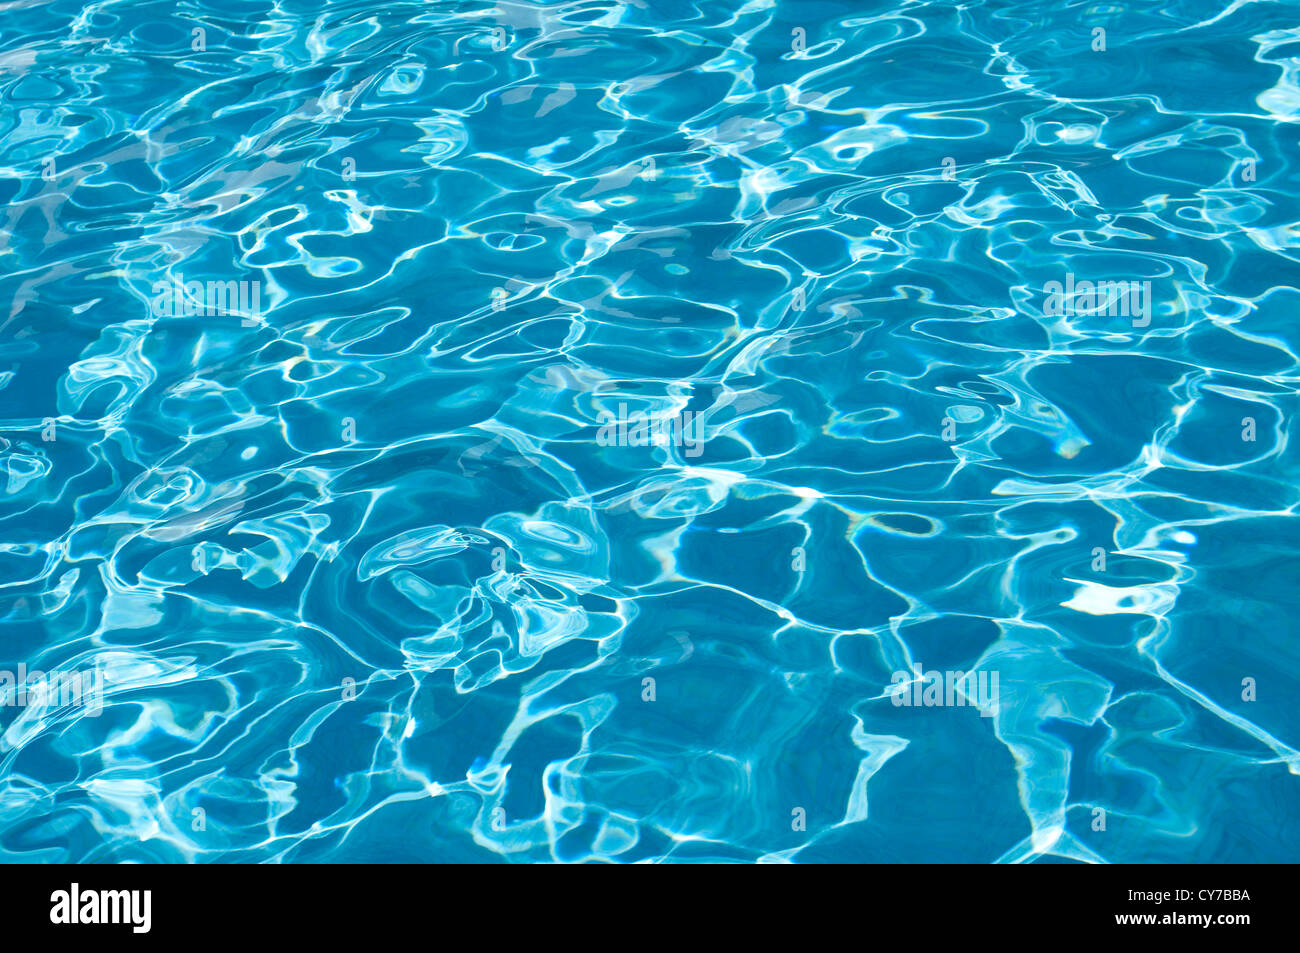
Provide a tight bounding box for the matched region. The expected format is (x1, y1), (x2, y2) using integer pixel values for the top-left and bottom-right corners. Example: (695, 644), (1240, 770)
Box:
(0, 0), (1297, 863)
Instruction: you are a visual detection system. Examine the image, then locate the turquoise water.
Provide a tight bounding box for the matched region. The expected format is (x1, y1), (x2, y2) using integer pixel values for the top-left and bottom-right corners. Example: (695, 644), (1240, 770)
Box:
(0, 0), (1298, 863)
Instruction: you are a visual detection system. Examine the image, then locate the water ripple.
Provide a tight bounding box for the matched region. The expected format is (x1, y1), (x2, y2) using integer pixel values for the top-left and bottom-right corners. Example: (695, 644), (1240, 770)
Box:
(0, 0), (1297, 863)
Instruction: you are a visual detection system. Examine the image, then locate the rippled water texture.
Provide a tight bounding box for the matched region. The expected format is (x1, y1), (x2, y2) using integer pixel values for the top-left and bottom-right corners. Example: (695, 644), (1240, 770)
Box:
(0, 0), (1297, 863)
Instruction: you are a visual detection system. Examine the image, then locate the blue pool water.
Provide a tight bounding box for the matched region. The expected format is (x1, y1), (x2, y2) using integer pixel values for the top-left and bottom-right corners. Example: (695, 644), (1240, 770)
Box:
(0, 0), (1297, 864)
